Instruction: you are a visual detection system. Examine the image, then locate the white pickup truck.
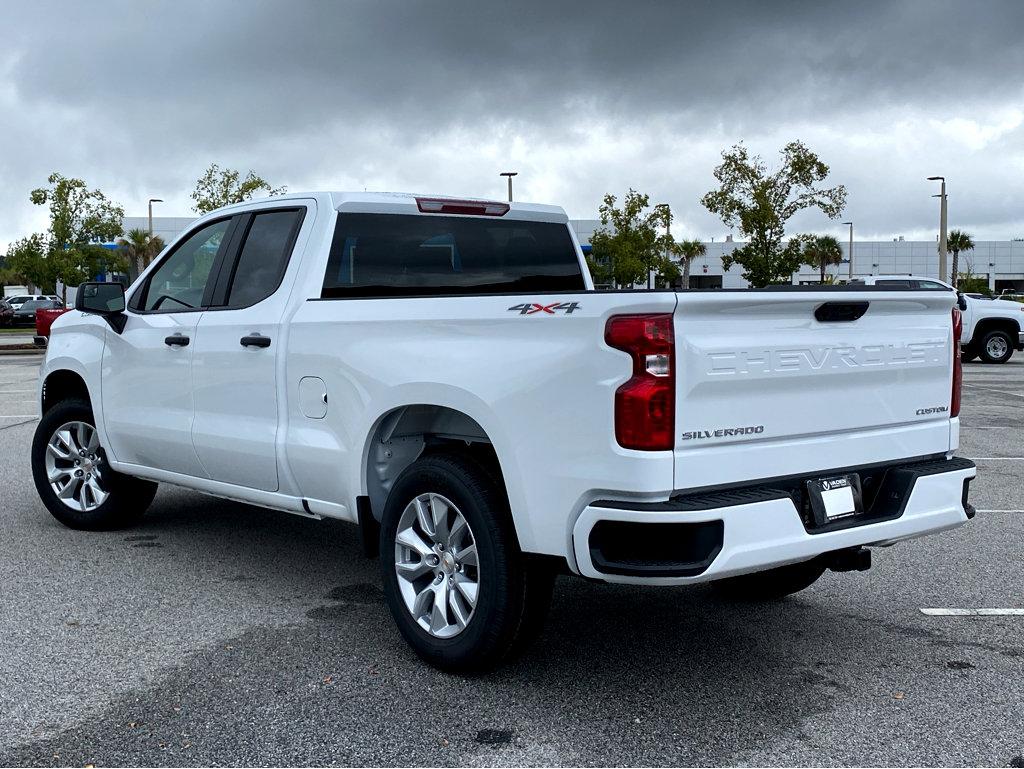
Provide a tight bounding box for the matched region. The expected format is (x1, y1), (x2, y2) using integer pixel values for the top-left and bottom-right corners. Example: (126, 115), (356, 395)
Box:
(854, 275), (1024, 364)
(33, 193), (976, 670)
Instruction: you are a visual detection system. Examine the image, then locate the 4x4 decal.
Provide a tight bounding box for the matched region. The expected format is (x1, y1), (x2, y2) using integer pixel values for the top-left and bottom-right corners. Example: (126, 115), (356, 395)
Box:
(508, 302), (581, 315)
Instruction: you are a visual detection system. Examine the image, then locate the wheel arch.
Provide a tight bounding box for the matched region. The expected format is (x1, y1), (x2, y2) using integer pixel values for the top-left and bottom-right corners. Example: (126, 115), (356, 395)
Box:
(974, 317), (1020, 340)
(41, 368), (93, 414)
(363, 403), (501, 516)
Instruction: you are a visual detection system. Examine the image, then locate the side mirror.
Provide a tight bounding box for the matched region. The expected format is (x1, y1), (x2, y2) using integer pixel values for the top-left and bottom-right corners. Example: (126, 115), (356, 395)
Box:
(956, 292), (968, 311)
(76, 282), (127, 332)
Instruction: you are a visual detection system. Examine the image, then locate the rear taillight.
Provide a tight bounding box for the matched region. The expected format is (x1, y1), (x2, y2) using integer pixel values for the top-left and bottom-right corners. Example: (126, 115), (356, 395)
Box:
(605, 314), (675, 450)
(951, 307), (962, 418)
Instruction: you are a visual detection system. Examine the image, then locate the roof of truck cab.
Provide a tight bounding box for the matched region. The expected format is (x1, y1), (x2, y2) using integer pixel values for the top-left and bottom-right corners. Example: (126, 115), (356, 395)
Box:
(327, 191), (568, 221)
(206, 191), (568, 222)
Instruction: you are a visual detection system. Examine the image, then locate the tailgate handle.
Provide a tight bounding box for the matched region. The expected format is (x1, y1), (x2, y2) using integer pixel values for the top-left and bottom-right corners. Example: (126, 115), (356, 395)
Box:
(815, 301), (868, 322)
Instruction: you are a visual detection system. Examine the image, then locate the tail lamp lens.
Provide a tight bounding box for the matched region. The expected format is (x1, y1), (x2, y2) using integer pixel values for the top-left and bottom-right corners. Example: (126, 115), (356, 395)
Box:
(951, 307), (962, 418)
(605, 314), (675, 450)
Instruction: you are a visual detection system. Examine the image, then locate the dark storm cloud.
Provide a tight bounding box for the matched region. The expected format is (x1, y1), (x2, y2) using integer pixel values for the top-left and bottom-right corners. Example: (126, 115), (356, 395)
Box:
(3, 0), (1024, 246)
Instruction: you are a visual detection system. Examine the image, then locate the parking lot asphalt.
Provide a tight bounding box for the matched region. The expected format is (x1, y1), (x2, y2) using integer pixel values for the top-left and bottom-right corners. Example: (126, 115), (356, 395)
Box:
(0, 356), (1021, 767)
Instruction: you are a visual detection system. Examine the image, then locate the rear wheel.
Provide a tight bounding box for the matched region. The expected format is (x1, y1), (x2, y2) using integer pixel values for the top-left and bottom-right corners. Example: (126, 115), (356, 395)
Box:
(31, 398), (158, 530)
(380, 452), (553, 671)
(960, 346), (978, 363)
(713, 558), (827, 601)
(979, 329), (1013, 364)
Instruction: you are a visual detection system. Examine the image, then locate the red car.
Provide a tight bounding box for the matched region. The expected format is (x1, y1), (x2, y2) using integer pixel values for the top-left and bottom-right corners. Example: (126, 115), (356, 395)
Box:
(34, 305), (71, 346)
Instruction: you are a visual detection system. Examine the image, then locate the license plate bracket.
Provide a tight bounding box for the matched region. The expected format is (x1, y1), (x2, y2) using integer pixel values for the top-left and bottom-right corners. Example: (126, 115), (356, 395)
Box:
(805, 474), (864, 528)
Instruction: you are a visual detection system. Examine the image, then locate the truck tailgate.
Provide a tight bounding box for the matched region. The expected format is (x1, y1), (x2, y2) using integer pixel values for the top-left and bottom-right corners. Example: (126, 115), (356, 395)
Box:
(673, 290), (956, 490)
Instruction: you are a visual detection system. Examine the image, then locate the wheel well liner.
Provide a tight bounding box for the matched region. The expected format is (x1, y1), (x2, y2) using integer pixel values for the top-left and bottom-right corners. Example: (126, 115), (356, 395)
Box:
(42, 370), (91, 413)
(974, 317), (1020, 339)
(364, 405), (501, 522)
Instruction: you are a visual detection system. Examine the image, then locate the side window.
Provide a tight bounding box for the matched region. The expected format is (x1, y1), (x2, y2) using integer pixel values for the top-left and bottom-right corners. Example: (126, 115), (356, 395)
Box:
(914, 280), (949, 291)
(224, 209), (304, 308)
(876, 279), (913, 288)
(138, 218), (231, 311)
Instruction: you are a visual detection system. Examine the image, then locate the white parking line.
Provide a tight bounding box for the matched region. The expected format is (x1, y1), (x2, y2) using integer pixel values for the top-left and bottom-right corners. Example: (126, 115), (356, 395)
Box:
(0, 414), (39, 419)
(975, 509), (1024, 513)
(962, 384), (1024, 399)
(968, 457), (1024, 461)
(921, 609), (1024, 616)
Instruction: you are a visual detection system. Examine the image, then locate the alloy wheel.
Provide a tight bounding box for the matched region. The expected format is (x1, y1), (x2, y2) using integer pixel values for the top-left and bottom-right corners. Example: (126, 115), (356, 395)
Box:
(44, 421), (110, 512)
(986, 335), (1008, 359)
(394, 492), (480, 638)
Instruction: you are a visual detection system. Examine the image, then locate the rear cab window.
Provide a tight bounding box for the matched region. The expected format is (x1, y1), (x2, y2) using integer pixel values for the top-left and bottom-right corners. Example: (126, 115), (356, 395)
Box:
(321, 214), (585, 297)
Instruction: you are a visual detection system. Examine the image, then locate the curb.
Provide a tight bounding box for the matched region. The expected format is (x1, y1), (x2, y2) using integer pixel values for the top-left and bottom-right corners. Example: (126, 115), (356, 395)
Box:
(0, 348), (45, 356)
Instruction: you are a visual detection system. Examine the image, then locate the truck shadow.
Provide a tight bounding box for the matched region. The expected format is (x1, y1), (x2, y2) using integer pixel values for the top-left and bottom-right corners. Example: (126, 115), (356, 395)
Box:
(17, 488), (1008, 765)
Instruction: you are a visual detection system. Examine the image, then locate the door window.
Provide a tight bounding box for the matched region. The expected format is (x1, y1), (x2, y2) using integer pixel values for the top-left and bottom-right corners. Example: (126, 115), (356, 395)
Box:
(137, 218), (232, 311)
(914, 280), (951, 291)
(224, 209), (304, 308)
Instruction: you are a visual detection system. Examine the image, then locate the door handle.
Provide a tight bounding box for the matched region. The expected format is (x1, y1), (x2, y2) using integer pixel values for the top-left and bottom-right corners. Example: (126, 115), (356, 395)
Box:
(164, 334), (190, 347)
(240, 334), (272, 348)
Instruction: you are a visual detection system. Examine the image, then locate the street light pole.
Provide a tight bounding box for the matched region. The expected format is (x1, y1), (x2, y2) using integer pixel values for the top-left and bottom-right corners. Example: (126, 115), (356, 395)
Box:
(927, 177), (947, 281)
(499, 172), (517, 202)
(655, 203), (671, 290)
(147, 198), (163, 238)
(841, 221), (853, 280)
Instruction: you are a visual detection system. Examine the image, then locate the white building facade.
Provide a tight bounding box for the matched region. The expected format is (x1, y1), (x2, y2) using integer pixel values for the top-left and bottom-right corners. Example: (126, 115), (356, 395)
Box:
(570, 219), (1024, 292)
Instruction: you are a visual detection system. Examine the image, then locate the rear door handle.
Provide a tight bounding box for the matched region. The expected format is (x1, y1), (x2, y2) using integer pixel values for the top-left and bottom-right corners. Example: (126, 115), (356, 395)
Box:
(240, 334), (272, 348)
(164, 334), (190, 347)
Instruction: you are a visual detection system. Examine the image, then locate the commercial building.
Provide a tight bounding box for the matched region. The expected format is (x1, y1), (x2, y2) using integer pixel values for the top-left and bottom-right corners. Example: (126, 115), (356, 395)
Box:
(571, 219), (1024, 292)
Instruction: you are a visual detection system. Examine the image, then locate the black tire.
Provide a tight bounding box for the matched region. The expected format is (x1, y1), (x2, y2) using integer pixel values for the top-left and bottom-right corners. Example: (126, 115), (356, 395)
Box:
(712, 558), (827, 601)
(31, 398), (158, 530)
(960, 347), (978, 363)
(978, 329), (1014, 364)
(379, 452), (553, 672)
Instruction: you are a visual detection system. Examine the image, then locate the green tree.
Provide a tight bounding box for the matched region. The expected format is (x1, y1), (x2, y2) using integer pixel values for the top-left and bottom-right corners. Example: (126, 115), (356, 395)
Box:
(947, 229), (975, 287)
(191, 163), (286, 214)
(588, 190), (681, 288)
(117, 228), (166, 281)
(5, 234), (52, 292)
(802, 234), (844, 283)
(701, 141), (847, 287)
(676, 238), (706, 290)
(15, 173), (129, 302)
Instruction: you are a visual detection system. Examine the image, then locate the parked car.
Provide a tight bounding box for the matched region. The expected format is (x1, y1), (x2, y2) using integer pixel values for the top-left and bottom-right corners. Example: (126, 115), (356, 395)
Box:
(13, 298), (63, 326)
(7, 294), (61, 311)
(33, 193), (976, 671)
(0, 299), (13, 327)
(852, 275), (1024, 363)
(34, 305), (72, 346)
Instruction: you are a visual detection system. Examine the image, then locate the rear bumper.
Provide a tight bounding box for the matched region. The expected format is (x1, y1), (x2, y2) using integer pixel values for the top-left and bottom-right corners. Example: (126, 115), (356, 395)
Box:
(1017, 331), (1024, 351)
(572, 456), (976, 585)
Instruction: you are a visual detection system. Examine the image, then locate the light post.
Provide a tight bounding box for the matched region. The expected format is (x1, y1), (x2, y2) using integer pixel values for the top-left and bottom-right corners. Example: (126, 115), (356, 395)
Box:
(499, 172), (517, 202)
(841, 221), (853, 280)
(147, 198), (163, 238)
(927, 177), (947, 281)
(656, 203), (671, 289)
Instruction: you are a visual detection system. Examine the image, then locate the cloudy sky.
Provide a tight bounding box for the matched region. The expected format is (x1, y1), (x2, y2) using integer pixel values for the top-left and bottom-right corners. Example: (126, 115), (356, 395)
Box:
(3, 0), (1023, 251)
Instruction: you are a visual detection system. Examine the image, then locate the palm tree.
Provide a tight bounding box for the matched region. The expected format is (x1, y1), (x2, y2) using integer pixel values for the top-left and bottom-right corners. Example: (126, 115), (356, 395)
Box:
(947, 229), (975, 287)
(804, 234), (844, 283)
(676, 238), (706, 290)
(117, 228), (165, 282)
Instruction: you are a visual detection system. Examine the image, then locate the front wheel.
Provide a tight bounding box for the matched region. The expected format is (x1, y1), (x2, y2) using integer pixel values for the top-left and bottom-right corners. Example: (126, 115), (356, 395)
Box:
(979, 329), (1014, 364)
(31, 398), (158, 530)
(380, 453), (553, 672)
